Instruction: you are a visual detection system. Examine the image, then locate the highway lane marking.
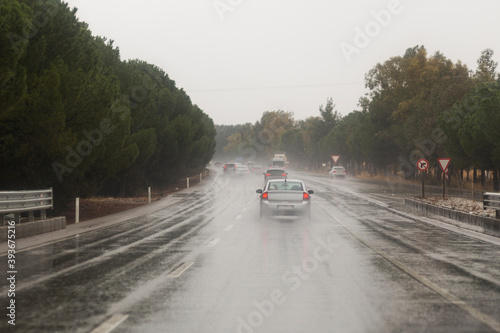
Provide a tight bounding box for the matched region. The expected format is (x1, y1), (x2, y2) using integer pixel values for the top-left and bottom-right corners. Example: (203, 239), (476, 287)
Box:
(207, 238), (220, 247)
(318, 204), (500, 333)
(0, 175), (224, 257)
(235, 215), (242, 220)
(225, 224), (234, 231)
(167, 261), (194, 278)
(1, 212), (211, 295)
(90, 314), (129, 333)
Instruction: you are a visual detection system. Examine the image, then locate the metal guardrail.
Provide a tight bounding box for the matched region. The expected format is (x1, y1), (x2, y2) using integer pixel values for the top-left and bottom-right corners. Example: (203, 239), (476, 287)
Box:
(483, 192), (500, 219)
(0, 188), (53, 224)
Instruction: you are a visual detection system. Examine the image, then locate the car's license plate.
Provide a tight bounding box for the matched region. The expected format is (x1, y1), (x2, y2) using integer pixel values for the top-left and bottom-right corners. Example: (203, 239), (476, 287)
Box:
(278, 205), (293, 210)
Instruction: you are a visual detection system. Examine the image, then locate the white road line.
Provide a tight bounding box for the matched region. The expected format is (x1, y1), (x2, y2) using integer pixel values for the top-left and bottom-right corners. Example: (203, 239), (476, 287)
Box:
(207, 239), (220, 247)
(235, 215), (242, 220)
(167, 262), (194, 278)
(319, 204), (500, 333)
(90, 314), (129, 333)
(225, 224), (234, 231)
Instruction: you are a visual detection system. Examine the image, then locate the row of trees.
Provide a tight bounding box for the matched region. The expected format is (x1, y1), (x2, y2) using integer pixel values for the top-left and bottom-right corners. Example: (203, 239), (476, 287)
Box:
(215, 46), (500, 190)
(0, 0), (216, 205)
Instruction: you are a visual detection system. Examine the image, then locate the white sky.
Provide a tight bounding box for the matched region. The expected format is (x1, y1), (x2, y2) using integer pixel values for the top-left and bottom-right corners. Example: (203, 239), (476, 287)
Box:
(63, 0), (500, 125)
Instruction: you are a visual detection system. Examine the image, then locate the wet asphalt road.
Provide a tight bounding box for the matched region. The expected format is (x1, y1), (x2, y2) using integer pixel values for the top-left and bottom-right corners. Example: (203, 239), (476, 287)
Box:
(1, 170), (500, 333)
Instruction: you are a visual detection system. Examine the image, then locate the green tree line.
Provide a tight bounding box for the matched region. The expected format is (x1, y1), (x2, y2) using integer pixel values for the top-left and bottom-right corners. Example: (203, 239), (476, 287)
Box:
(0, 0), (216, 206)
(215, 46), (500, 190)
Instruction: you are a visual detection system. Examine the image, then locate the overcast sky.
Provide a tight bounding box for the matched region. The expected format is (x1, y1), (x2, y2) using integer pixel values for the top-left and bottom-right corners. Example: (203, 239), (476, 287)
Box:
(63, 0), (500, 125)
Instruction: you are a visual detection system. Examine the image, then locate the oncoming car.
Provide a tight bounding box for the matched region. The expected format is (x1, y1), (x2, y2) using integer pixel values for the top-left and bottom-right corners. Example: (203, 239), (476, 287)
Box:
(256, 179), (314, 219)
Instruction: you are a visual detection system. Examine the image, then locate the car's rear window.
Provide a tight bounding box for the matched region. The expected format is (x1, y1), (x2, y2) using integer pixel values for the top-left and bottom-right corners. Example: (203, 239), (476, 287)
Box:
(268, 181), (303, 191)
(267, 170), (285, 176)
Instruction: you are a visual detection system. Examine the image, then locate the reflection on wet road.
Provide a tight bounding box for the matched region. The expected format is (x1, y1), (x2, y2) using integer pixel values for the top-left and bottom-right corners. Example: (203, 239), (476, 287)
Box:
(1, 170), (500, 333)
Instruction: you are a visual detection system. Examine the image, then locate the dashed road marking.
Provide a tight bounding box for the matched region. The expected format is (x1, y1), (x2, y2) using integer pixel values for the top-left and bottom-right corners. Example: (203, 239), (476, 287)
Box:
(207, 239), (220, 247)
(225, 224), (234, 231)
(90, 314), (129, 333)
(235, 215), (242, 220)
(167, 262), (194, 278)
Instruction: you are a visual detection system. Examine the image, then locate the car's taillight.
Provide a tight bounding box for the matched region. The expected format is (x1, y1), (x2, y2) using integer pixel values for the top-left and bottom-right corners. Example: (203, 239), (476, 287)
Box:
(303, 192), (310, 200)
(281, 174), (287, 176)
(262, 192), (269, 199)
(266, 173), (271, 176)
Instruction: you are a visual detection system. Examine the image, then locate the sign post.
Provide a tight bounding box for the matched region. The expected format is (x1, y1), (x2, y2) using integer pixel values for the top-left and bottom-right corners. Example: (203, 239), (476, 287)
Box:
(417, 159), (429, 198)
(438, 158), (451, 199)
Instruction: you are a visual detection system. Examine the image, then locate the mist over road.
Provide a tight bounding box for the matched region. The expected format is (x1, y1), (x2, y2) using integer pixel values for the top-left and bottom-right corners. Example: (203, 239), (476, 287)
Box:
(1, 170), (499, 333)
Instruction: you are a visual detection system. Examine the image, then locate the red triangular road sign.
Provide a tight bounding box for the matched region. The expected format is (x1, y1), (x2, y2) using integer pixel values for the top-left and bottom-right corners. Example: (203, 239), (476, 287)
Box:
(332, 155), (340, 164)
(438, 158), (451, 173)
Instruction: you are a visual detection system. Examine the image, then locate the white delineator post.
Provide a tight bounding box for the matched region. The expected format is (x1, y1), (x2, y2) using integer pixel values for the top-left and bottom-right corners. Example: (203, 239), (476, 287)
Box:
(75, 198), (80, 224)
(148, 187), (151, 204)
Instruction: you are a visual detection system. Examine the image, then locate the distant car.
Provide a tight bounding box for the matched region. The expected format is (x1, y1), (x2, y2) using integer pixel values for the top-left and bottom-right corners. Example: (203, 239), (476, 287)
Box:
(256, 179), (314, 219)
(247, 161), (256, 169)
(235, 164), (250, 175)
(329, 166), (346, 178)
(214, 161), (223, 167)
(264, 168), (287, 183)
(251, 164), (264, 173)
(223, 163), (236, 174)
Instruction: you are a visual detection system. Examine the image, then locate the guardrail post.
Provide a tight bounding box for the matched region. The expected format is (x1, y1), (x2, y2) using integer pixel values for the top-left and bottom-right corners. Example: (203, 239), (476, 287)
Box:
(75, 198), (80, 224)
(200, 173), (203, 182)
(29, 211), (34, 222)
(41, 209), (46, 220)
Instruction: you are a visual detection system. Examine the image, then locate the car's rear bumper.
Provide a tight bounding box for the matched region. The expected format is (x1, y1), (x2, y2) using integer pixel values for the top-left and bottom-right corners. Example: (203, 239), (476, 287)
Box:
(260, 200), (310, 216)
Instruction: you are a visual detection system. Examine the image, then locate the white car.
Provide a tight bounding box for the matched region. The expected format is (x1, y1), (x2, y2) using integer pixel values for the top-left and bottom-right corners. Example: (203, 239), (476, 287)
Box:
(256, 179), (314, 219)
(329, 166), (346, 178)
(234, 164), (250, 175)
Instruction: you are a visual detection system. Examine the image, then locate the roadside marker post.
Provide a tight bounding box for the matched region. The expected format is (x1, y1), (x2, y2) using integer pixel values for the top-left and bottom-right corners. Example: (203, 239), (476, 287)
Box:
(75, 198), (80, 224)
